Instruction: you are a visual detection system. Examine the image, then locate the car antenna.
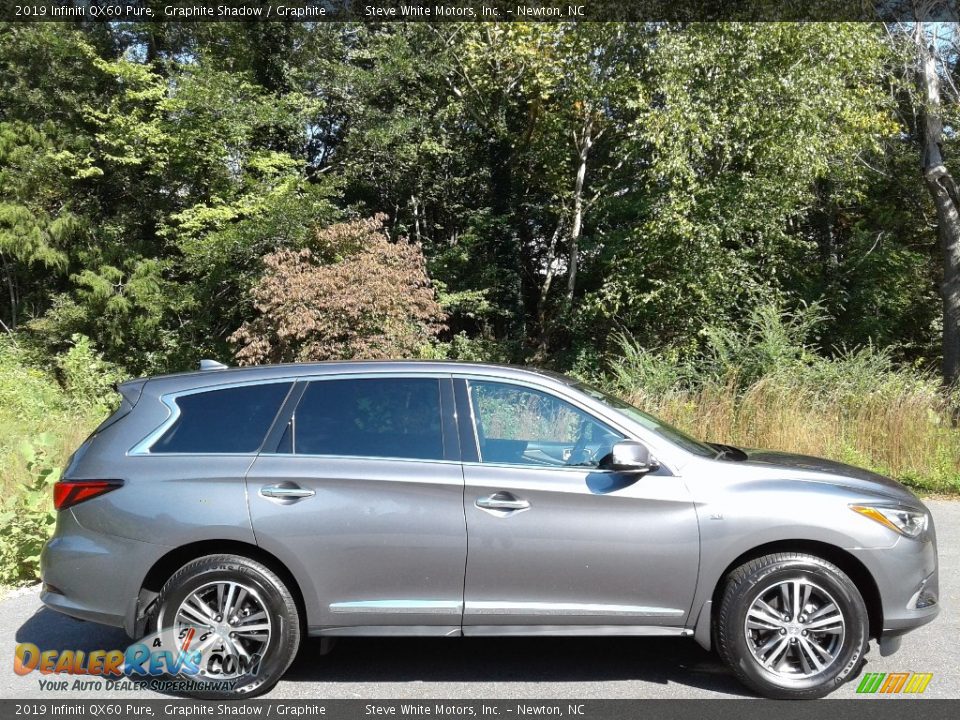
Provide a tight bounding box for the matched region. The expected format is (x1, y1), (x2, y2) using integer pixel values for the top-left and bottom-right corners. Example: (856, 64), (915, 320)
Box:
(199, 359), (229, 371)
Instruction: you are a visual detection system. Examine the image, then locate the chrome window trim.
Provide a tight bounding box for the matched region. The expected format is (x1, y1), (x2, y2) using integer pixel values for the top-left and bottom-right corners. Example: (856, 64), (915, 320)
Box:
(257, 453), (462, 467)
(130, 372), (455, 459)
(459, 460), (620, 474)
(127, 377), (298, 456)
(129, 370), (678, 473)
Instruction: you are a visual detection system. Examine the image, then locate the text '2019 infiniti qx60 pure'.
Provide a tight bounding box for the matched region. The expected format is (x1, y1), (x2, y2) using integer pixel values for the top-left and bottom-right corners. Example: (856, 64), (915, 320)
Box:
(41, 361), (938, 699)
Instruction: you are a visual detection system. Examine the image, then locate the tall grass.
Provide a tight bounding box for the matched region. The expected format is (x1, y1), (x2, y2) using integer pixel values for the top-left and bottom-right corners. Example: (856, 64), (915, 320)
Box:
(591, 304), (960, 493)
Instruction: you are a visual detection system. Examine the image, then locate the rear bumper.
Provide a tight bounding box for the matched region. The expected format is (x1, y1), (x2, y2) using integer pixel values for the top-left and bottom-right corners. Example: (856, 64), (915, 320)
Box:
(40, 510), (171, 636)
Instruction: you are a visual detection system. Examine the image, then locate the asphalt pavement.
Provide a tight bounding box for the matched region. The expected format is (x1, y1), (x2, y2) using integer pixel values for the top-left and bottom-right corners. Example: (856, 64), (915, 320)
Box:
(2, 500), (957, 700)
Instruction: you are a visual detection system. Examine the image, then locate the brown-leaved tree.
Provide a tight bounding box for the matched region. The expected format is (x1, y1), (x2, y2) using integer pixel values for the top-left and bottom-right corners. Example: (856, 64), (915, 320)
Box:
(230, 215), (445, 364)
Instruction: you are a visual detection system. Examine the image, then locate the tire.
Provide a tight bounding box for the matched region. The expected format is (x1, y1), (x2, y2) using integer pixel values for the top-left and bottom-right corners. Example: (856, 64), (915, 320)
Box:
(151, 554), (301, 699)
(716, 552), (868, 699)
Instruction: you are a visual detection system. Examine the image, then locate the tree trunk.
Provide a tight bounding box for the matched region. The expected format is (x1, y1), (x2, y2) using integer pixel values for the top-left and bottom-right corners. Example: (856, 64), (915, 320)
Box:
(411, 195), (422, 244)
(567, 113), (594, 303)
(918, 43), (960, 386)
(0, 252), (17, 330)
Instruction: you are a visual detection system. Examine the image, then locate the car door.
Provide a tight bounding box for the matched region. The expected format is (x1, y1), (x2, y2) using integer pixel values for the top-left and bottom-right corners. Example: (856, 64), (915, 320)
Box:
(245, 374), (467, 636)
(456, 377), (700, 633)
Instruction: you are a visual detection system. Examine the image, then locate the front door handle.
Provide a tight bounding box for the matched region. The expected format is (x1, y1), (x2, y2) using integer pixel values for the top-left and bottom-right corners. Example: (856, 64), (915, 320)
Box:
(260, 483), (315, 500)
(476, 492), (530, 512)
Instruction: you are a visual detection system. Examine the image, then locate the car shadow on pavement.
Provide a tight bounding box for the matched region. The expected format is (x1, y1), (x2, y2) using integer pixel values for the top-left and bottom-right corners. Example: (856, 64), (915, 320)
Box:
(283, 636), (756, 697)
(15, 609), (754, 698)
(16, 606), (130, 651)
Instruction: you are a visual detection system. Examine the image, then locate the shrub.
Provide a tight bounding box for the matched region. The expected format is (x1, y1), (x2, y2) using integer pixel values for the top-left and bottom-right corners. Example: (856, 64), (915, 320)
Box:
(231, 215), (446, 363)
(0, 335), (116, 585)
(57, 333), (123, 412)
(0, 436), (60, 584)
(423, 331), (517, 363)
(0, 338), (64, 422)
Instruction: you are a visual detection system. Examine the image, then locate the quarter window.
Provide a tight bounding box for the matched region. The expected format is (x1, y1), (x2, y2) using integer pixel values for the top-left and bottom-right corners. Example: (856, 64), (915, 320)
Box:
(292, 378), (445, 461)
(152, 382), (292, 454)
(468, 380), (623, 467)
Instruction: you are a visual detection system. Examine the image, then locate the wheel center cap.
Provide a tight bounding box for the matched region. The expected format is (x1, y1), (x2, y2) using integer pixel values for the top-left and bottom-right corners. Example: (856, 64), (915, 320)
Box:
(787, 624), (802, 635)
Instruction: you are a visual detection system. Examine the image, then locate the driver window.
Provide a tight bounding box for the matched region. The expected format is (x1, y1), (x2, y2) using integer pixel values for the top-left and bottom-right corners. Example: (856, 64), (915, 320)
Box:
(468, 380), (623, 468)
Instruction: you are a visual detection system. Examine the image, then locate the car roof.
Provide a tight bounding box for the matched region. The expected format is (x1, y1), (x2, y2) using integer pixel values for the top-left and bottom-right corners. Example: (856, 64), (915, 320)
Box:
(127, 360), (578, 393)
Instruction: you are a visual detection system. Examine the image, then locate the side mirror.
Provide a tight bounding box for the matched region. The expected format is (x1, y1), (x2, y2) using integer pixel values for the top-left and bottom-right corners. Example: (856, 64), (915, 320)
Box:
(601, 440), (659, 474)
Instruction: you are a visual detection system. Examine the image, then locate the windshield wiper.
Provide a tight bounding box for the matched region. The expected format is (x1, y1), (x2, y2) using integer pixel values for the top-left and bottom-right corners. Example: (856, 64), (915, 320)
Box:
(710, 443), (747, 461)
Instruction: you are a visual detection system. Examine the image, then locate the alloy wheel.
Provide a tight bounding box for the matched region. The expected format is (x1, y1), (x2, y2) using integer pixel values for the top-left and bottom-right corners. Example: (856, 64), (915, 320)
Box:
(173, 580), (273, 679)
(743, 577), (846, 678)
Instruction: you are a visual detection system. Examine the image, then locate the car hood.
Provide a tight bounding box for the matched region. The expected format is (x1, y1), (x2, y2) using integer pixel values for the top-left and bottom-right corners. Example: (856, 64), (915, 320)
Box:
(738, 448), (920, 504)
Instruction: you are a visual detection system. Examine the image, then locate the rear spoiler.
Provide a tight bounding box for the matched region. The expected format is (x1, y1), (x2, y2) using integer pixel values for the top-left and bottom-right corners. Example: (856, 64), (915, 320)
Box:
(114, 378), (147, 408)
(106, 359), (227, 410)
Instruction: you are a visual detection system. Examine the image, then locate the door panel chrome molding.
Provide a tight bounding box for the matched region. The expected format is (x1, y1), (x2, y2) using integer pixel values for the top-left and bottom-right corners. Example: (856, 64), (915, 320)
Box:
(464, 601), (685, 617)
(463, 625), (693, 637)
(329, 599), (463, 615)
(328, 599), (685, 618)
(313, 625), (463, 637)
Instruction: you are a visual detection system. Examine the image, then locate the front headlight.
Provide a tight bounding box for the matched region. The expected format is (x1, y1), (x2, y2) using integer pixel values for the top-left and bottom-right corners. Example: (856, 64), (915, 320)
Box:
(849, 504), (928, 538)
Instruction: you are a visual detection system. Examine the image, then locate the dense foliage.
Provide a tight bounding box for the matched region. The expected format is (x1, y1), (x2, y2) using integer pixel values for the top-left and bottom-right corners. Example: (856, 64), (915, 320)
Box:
(2, 21), (960, 583)
(0, 21), (955, 373)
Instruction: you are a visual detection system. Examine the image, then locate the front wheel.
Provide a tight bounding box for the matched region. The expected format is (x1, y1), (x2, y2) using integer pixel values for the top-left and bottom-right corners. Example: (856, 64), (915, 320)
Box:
(716, 552), (868, 699)
(152, 554), (301, 699)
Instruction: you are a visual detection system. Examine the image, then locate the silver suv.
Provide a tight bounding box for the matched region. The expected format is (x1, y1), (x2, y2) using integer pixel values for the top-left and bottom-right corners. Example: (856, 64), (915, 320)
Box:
(41, 361), (938, 699)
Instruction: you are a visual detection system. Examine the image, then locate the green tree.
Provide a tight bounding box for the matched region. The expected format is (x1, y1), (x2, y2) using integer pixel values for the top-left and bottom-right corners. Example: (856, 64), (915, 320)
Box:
(580, 23), (900, 355)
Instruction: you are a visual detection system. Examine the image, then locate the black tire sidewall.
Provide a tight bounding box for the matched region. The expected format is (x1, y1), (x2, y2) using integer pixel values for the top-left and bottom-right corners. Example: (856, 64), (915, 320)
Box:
(154, 555), (300, 699)
(720, 556), (868, 699)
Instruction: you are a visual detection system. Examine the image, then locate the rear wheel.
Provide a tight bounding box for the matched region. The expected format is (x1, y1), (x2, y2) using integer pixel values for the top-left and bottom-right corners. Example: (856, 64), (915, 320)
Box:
(152, 554), (300, 699)
(716, 552), (868, 699)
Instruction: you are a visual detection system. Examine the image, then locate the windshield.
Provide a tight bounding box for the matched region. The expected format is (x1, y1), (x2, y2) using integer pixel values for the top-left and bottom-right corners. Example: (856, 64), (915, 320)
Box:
(573, 382), (717, 458)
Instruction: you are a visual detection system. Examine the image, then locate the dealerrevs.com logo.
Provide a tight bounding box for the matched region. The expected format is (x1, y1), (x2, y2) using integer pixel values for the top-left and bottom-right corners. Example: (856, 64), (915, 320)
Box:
(856, 672), (934, 694)
(13, 629), (261, 693)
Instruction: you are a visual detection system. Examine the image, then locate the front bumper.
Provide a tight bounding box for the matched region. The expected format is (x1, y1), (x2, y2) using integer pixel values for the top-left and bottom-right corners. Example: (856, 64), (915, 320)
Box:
(847, 525), (939, 644)
(40, 509), (171, 636)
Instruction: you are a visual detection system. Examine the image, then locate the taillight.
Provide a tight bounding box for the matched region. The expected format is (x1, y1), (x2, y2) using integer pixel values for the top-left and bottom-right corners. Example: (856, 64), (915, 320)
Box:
(53, 480), (123, 511)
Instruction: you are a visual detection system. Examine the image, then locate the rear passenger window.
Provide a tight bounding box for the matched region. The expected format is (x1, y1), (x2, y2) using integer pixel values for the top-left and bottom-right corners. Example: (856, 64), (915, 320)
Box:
(292, 378), (444, 460)
(152, 383), (292, 454)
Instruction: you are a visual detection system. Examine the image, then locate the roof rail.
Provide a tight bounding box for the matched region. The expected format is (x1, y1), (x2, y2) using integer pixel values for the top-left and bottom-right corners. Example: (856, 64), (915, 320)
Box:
(199, 359), (229, 371)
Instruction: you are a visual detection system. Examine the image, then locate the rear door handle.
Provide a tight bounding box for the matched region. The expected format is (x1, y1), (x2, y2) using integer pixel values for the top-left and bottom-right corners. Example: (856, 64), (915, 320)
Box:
(260, 483), (315, 500)
(476, 492), (530, 512)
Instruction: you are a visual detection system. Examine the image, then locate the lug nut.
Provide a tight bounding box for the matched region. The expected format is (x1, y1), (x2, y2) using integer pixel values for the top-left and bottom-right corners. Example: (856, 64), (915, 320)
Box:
(215, 615), (222, 622)
(802, 630), (808, 636)
(780, 628), (787, 635)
